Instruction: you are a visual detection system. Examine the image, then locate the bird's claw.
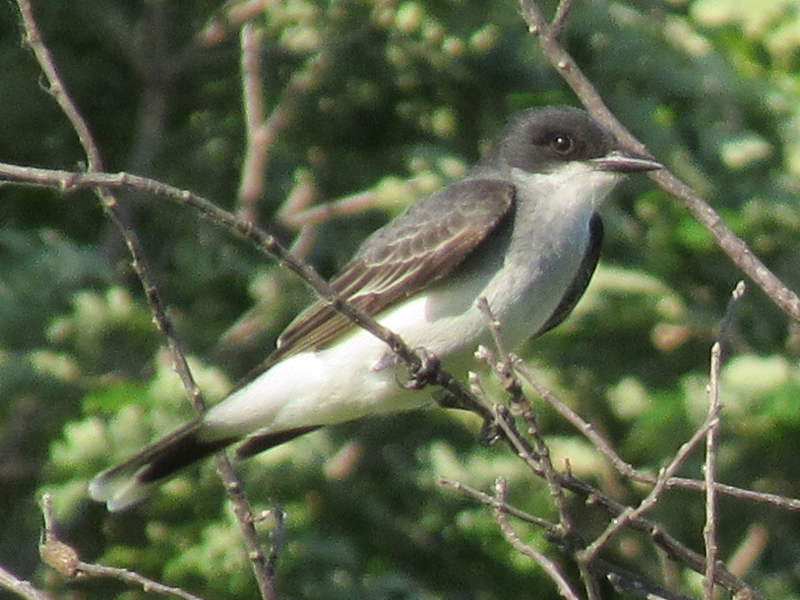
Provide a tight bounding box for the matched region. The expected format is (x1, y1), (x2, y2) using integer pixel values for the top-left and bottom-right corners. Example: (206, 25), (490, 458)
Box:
(402, 347), (441, 390)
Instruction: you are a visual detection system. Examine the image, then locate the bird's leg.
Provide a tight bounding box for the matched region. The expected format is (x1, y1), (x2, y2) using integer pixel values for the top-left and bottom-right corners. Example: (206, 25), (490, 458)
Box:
(396, 347), (501, 445)
(398, 347), (441, 390)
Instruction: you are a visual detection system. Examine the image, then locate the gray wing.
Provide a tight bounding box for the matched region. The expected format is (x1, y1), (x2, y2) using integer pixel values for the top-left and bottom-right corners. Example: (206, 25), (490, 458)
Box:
(252, 178), (516, 373)
(227, 180), (514, 457)
(534, 212), (603, 338)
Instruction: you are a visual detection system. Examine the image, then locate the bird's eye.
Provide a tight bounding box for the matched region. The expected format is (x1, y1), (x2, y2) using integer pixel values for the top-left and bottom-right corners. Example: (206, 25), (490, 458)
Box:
(550, 134), (574, 154)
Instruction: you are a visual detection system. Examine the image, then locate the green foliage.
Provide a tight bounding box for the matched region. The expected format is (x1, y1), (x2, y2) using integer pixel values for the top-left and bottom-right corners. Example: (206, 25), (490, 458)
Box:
(2, 0), (800, 598)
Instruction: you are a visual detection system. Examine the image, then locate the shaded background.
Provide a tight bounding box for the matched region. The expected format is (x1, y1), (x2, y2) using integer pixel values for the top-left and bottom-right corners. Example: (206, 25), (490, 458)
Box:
(1, 0), (800, 598)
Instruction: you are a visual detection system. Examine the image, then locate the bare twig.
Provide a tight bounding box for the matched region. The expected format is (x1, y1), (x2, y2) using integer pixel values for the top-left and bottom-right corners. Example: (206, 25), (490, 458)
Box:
(238, 23), (268, 222)
(492, 479), (583, 600)
(440, 480), (699, 600)
(703, 340), (722, 600)
(16, 0), (101, 169)
(39, 494), (207, 600)
(439, 477), (559, 531)
(514, 360), (800, 511)
(476, 298), (598, 598)
(548, 0), (572, 39)
(556, 470), (761, 599)
(471, 301), (743, 599)
(703, 281), (745, 598)
(497, 365), (759, 597)
(13, 3), (278, 597)
(727, 524), (768, 578)
(282, 185), (404, 229)
(265, 506), (286, 583)
(518, 0), (800, 324)
(0, 160), (492, 420)
(0, 565), (52, 600)
(237, 26), (329, 223)
(198, 0), (269, 46)
(579, 410), (715, 563)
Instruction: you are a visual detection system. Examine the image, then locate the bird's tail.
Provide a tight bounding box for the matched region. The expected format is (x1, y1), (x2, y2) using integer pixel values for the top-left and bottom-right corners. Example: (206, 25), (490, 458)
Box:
(88, 419), (236, 512)
(89, 419), (323, 512)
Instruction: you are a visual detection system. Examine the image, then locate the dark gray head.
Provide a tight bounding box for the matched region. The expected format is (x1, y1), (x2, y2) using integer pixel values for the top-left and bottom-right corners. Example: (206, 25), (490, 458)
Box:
(479, 106), (661, 175)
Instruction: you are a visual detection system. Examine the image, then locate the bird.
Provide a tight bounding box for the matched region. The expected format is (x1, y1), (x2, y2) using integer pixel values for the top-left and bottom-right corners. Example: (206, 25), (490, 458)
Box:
(89, 105), (661, 511)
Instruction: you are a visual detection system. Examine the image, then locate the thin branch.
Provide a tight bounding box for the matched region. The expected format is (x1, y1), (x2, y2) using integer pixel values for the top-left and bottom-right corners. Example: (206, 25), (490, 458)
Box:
(238, 23), (268, 222)
(16, 0), (101, 170)
(703, 341), (722, 600)
(703, 281), (745, 598)
(13, 4), (278, 597)
(281, 185), (402, 229)
(555, 470), (761, 600)
(39, 494), (207, 600)
(479, 361), (760, 597)
(548, 0), (572, 39)
(492, 479), (584, 600)
(579, 411), (716, 563)
(518, 0), (800, 324)
(0, 565), (52, 600)
(0, 160), (492, 419)
(0, 161), (423, 363)
(439, 477), (559, 531)
(476, 298), (598, 598)
(440, 479), (699, 600)
(727, 524), (768, 578)
(237, 26), (330, 223)
(198, 0), (269, 46)
(471, 303), (725, 599)
(514, 360), (800, 511)
(265, 506), (286, 583)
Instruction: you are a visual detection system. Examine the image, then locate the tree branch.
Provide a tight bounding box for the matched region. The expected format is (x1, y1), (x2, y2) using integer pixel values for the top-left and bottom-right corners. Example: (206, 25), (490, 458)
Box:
(492, 479), (583, 600)
(518, 0), (800, 324)
(13, 2), (278, 597)
(0, 160), (493, 420)
(0, 565), (52, 600)
(703, 281), (745, 598)
(39, 494), (208, 600)
(513, 360), (800, 511)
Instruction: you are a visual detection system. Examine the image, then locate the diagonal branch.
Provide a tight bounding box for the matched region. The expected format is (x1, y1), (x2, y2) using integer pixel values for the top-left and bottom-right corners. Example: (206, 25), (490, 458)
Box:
(518, 0), (800, 324)
(492, 479), (584, 600)
(0, 160), (493, 422)
(513, 359), (800, 511)
(39, 494), (208, 600)
(0, 565), (52, 600)
(236, 23), (329, 223)
(13, 2), (278, 598)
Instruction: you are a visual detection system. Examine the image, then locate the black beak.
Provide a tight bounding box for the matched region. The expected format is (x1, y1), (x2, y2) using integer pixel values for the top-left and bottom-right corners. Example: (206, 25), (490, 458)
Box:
(592, 151), (662, 173)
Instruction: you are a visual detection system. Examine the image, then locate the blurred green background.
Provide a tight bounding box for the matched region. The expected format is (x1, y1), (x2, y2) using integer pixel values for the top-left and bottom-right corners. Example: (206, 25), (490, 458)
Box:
(2, 0), (800, 598)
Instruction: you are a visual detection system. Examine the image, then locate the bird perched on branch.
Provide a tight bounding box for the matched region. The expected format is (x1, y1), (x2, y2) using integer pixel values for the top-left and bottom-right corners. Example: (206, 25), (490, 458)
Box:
(89, 105), (661, 511)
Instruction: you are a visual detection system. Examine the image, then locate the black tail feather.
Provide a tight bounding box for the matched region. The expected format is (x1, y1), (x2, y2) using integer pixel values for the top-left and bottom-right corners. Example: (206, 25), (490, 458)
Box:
(90, 419), (322, 511)
(235, 425), (322, 458)
(89, 419), (236, 511)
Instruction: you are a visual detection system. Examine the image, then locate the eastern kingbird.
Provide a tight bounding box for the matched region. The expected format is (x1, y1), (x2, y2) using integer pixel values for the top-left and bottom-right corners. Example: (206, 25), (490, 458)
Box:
(89, 105), (661, 511)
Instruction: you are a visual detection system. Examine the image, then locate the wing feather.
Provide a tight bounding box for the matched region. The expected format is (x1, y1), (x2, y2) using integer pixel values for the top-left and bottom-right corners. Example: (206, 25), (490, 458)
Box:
(534, 212), (603, 337)
(249, 178), (515, 375)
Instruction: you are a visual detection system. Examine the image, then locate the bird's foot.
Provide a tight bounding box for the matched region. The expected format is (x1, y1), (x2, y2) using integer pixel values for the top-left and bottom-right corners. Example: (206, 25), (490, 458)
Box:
(478, 415), (503, 446)
(402, 347), (441, 390)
